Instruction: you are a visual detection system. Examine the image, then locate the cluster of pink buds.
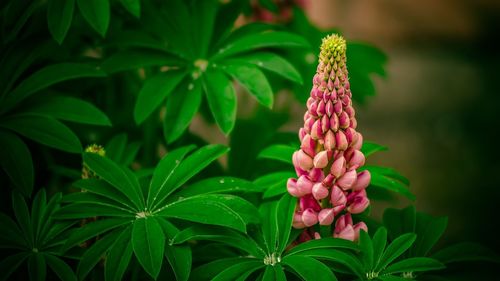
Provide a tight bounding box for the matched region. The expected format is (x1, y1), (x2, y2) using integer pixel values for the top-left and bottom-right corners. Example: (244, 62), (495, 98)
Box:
(287, 34), (370, 242)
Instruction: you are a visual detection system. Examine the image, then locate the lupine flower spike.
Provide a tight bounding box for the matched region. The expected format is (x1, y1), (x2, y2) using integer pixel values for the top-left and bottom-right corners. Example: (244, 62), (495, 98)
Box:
(288, 34), (370, 242)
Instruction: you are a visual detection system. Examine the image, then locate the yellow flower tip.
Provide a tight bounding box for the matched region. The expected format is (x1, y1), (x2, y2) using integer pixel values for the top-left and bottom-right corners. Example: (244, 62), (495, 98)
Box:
(85, 144), (105, 156)
(319, 34), (347, 65)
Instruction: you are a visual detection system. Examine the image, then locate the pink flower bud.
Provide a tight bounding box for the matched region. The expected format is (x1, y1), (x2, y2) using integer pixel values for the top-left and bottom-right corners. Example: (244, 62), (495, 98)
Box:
(318, 208), (335, 225)
(345, 81), (350, 90)
(299, 128), (306, 142)
(344, 105), (355, 117)
(309, 101), (318, 117)
(313, 151), (329, 169)
(337, 169), (357, 190)
(334, 76), (340, 88)
(314, 232), (322, 240)
(300, 195), (321, 211)
(310, 119), (323, 140)
(287, 178), (302, 197)
(297, 175), (313, 195)
(317, 100), (326, 116)
(297, 150), (314, 171)
(322, 89), (330, 100)
(350, 117), (357, 129)
(333, 101), (342, 115)
(327, 79), (334, 91)
(341, 95), (350, 106)
(312, 183), (329, 200)
(324, 130), (336, 150)
(330, 185), (347, 206)
(326, 100), (334, 116)
(334, 224), (355, 241)
(339, 111), (350, 129)
(304, 117), (314, 133)
(352, 170), (371, 191)
(348, 150), (365, 170)
(321, 115), (330, 133)
(330, 88), (337, 100)
(330, 156), (346, 178)
(300, 134), (316, 157)
(293, 212), (306, 229)
(302, 208), (318, 227)
(352, 132), (363, 150)
(330, 113), (339, 132)
(322, 173), (335, 187)
(335, 130), (348, 151)
(306, 97), (315, 108)
(308, 168), (325, 182)
(344, 127), (357, 144)
(347, 196), (369, 214)
(313, 74), (321, 85)
(353, 222), (368, 241)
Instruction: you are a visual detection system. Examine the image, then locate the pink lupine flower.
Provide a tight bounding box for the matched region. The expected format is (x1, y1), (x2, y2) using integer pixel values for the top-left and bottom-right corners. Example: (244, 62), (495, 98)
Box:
(288, 34), (371, 242)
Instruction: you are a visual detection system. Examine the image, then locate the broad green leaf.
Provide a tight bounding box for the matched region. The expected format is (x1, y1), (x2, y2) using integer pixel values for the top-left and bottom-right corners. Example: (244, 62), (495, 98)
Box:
(26, 96), (111, 126)
(165, 242), (192, 281)
(361, 141), (388, 157)
(365, 166), (414, 201)
(104, 134), (127, 163)
(1, 63), (105, 113)
(274, 264), (287, 281)
(376, 233), (416, 272)
(258, 144), (295, 164)
(212, 260), (264, 281)
(383, 206), (416, 241)
(132, 217), (165, 279)
(254, 171), (295, 199)
(0, 114), (82, 153)
(122, 142), (141, 166)
(156, 195), (250, 233)
(191, 258), (245, 280)
(12, 193), (33, 247)
(63, 219), (131, 251)
(171, 177), (261, 201)
(0, 131), (33, 196)
(105, 30), (166, 51)
(152, 144), (229, 207)
(378, 275), (408, 281)
(134, 70), (186, 124)
(72, 179), (135, 210)
(77, 230), (120, 280)
(83, 153), (144, 209)
(28, 254), (46, 281)
(286, 237), (359, 256)
(213, 31), (310, 60)
(0, 253), (30, 281)
(223, 63), (273, 108)
(147, 145), (196, 208)
(172, 225), (263, 257)
(47, 0), (75, 44)
(290, 248), (364, 278)
(105, 226), (133, 281)
(30, 190), (46, 243)
(203, 69), (237, 134)
(0, 213), (25, 248)
(372, 227), (388, 270)
(45, 254), (77, 281)
(367, 166), (410, 185)
(120, 0), (140, 18)
(76, 0), (110, 36)
(164, 80), (202, 143)
(192, 0), (217, 57)
(383, 257), (444, 274)
(276, 195), (297, 253)
(229, 52), (303, 84)
(58, 194), (135, 218)
(101, 50), (184, 74)
(431, 242), (500, 264)
(413, 213), (448, 257)
(283, 255), (337, 281)
(359, 230), (374, 270)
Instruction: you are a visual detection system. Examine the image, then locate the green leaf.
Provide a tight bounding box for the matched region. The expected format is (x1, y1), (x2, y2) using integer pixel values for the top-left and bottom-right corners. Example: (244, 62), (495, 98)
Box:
(83, 153), (144, 209)
(45, 254), (77, 281)
(12, 192), (33, 247)
(222, 63), (273, 108)
(359, 230), (374, 270)
(134, 70), (186, 124)
(431, 242), (500, 264)
(63, 219), (131, 251)
(105, 225), (133, 281)
(202, 69), (237, 134)
(383, 206), (416, 241)
(77, 230), (121, 280)
(172, 225), (263, 257)
(192, 0), (217, 57)
(0, 213), (25, 248)
(0, 131), (33, 196)
(26, 96), (111, 126)
(147, 145), (196, 208)
(104, 134), (127, 163)
(72, 179), (135, 210)
(229, 52), (303, 84)
(378, 275), (408, 281)
(164, 80), (202, 143)
(283, 255), (337, 281)
(290, 248), (364, 278)
(413, 213), (448, 257)
(383, 257), (444, 274)
(171, 177), (261, 202)
(28, 254), (46, 281)
(1, 63), (105, 113)
(376, 233), (416, 272)
(0, 114), (82, 153)
(286, 237), (359, 256)
(120, 0), (140, 18)
(258, 144), (295, 164)
(261, 265), (274, 281)
(101, 50), (183, 74)
(212, 260), (264, 281)
(255, 171), (296, 199)
(0, 253), (30, 281)
(274, 264), (287, 281)
(365, 166), (414, 200)
(47, 0), (75, 44)
(76, 0), (110, 36)
(372, 227), (388, 271)
(156, 195), (253, 233)
(152, 144), (229, 207)
(132, 217), (165, 279)
(165, 242), (192, 281)
(276, 195), (297, 253)
(361, 141), (388, 157)
(214, 31), (310, 60)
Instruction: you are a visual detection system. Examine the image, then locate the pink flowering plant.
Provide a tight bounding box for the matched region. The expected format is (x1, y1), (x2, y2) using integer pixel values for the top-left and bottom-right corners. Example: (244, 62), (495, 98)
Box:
(0, 1), (499, 281)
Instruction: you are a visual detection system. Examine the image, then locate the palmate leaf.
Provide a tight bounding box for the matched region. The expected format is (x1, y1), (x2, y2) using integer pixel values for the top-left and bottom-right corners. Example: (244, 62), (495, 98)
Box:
(170, 177), (262, 201)
(157, 219), (192, 281)
(0, 131), (33, 196)
(376, 233), (417, 272)
(132, 217), (165, 279)
(283, 255), (337, 281)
